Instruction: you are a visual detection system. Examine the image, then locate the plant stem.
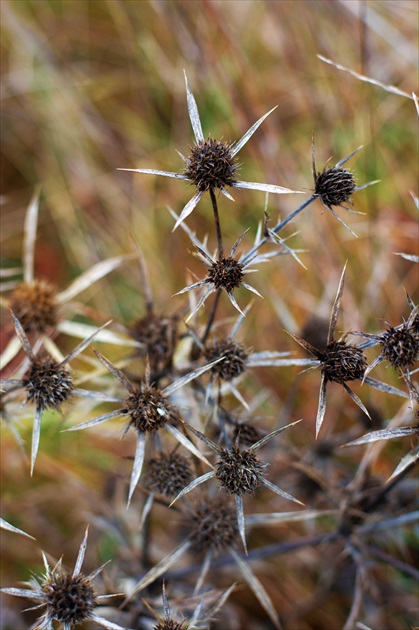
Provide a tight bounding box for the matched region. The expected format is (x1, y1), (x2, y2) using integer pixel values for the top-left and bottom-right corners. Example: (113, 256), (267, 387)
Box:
(241, 195), (315, 265)
(210, 188), (224, 259)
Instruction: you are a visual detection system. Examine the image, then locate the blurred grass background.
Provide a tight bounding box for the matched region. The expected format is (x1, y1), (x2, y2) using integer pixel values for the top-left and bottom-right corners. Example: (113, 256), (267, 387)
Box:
(1, 1), (418, 628)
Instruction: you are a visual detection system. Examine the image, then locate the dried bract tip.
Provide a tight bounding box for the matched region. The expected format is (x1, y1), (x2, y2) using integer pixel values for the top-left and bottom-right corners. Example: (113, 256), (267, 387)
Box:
(22, 357), (73, 410)
(42, 572), (97, 624)
(189, 497), (238, 554)
(206, 257), (244, 292)
(146, 452), (193, 498)
(131, 313), (178, 371)
(320, 341), (367, 383)
(215, 447), (267, 496)
(314, 166), (356, 207)
(9, 280), (58, 333)
(381, 325), (418, 369)
(123, 387), (181, 433)
(184, 138), (238, 192)
(204, 339), (248, 381)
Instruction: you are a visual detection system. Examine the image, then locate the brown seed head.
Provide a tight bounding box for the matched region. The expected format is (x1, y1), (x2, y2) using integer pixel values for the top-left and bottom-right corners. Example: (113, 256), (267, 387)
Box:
(381, 325), (418, 369)
(42, 572), (96, 624)
(22, 358), (73, 411)
(206, 257), (244, 292)
(154, 620), (189, 630)
(233, 423), (261, 447)
(320, 341), (367, 383)
(314, 167), (356, 207)
(184, 138), (238, 192)
(189, 496), (238, 554)
(9, 280), (58, 334)
(131, 313), (178, 371)
(123, 387), (181, 433)
(215, 447), (267, 496)
(204, 339), (248, 381)
(146, 452), (193, 498)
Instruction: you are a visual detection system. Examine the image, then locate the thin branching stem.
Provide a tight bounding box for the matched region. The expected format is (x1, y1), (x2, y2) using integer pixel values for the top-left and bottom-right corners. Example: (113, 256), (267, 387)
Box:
(210, 188), (224, 259)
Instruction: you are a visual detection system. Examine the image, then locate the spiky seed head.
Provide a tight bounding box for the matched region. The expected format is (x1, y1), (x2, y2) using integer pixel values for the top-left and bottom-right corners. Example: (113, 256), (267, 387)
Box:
(22, 358), (73, 410)
(320, 341), (367, 383)
(204, 339), (248, 381)
(154, 620), (189, 630)
(146, 452), (193, 498)
(123, 387), (181, 433)
(314, 167), (356, 207)
(215, 447), (267, 496)
(42, 571), (96, 624)
(184, 137), (238, 192)
(206, 257), (244, 292)
(381, 325), (418, 369)
(131, 313), (178, 371)
(189, 497), (238, 554)
(233, 423), (261, 447)
(9, 280), (58, 334)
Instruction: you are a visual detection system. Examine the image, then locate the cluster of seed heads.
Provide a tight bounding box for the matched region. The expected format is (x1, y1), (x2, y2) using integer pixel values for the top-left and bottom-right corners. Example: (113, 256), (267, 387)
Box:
(215, 447), (267, 496)
(9, 280), (58, 333)
(42, 572), (96, 624)
(146, 452), (193, 498)
(381, 324), (418, 369)
(123, 387), (181, 433)
(131, 313), (178, 371)
(320, 341), (367, 383)
(184, 138), (238, 192)
(314, 166), (356, 207)
(204, 339), (248, 381)
(206, 257), (244, 292)
(22, 358), (73, 410)
(189, 497), (238, 554)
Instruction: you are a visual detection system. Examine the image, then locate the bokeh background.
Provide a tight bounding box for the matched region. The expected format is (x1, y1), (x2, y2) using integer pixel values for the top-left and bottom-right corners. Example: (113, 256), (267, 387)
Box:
(1, 1), (418, 629)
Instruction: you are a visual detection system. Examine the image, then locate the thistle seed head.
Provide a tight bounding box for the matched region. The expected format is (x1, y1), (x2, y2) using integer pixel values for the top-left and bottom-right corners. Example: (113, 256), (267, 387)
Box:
(184, 138), (238, 192)
(123, 387), (181, 433)
(42, 572), (96, 624)
(131, 313), (178, 371)
(381, 325), (418, 369)
(189, 497), (238, 554)
(9, 280), (58, 334)
(206, 257), (244, 292)
(146, 452), (193, 498)
(314, 167), (356, 207)
(204, 339), (248, 381)
(233, 423), (261, 447)
(154, 620), (188, 630)
(215, 447), (267, 496)
(22, 358), (73, 410)
(321, 341), (367, 383)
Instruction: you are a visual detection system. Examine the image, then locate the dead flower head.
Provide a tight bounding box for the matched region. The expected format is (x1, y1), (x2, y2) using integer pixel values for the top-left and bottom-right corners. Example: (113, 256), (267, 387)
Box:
(119, 71), (302, 230)
(0, 527), (127, 630)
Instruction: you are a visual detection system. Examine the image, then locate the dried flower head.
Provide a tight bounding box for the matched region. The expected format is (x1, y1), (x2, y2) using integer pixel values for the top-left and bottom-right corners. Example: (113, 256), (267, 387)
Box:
(68, 349), (217, 504)
(288, 266), (372, 437)
(1, 313), (105, 474)
(123, 387), (181, 434)
(120, 71), (302, 231)
(146, 452), (193, 498)
(0, 527), (127, 629)
(233, 422), (261, 447)
(131, 312), (178, 373)
(189, 496), (238, 554)
(9, 279), (59, 334)
(22, 356), (74, 411)
(183, 137), (238, 192)
(381, 324), (418, 369)
(320, 340), (367, 384)
(351, 304), (419, 402)
(177, 233), (263, 321)
(311, 139), (379, 236)
(215, 447), (267, 496)
(204, 338), (248, 381)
